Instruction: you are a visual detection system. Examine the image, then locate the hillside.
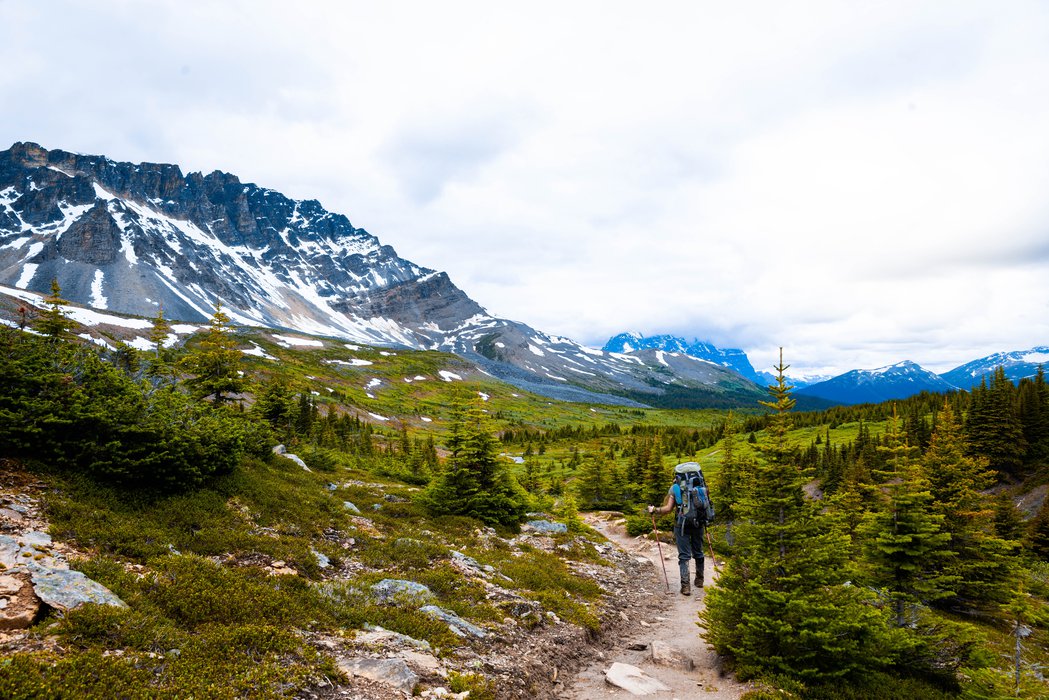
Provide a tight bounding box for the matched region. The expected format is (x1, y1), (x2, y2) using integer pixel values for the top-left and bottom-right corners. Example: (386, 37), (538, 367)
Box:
(2, 299), (1049, 698)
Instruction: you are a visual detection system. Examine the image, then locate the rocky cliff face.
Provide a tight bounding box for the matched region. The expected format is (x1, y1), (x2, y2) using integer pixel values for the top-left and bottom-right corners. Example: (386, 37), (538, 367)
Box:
(0, 141), (461, 345)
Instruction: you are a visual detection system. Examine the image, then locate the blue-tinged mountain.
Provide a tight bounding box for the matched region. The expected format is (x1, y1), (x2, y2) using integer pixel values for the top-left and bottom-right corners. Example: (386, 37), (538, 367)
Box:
(796, 360), (959, 406)
(604, 332), (762, 383)
(939, 347), (1049, 389)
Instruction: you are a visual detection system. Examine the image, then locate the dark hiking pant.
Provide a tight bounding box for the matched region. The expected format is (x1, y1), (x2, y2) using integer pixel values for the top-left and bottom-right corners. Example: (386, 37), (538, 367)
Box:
(675, 519), (705, 586)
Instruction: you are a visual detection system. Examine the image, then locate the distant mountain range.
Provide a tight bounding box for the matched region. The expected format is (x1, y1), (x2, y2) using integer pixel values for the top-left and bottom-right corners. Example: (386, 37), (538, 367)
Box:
(602, 333), (1049, 406)
(3, 142), (1043, 410)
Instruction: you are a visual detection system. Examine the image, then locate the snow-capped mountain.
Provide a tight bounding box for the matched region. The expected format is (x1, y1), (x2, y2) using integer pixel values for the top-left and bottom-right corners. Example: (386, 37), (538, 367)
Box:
(0, 142), (764, 408)
(603, 332), (762, 383)
(796, 360), (960, 405)
(938, 347), (1049, 389)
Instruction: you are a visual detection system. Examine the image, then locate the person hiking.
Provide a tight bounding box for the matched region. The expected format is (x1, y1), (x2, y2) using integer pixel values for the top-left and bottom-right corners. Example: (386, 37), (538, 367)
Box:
(648, 462), (713, 596)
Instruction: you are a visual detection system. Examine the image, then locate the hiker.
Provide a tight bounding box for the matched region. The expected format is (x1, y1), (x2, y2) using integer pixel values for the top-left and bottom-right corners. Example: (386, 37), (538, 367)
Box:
(648, 462), (713, 596)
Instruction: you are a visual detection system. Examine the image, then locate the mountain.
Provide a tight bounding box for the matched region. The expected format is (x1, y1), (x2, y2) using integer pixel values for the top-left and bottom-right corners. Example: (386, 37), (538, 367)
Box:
(796, 360), (960, 405)
(0, 142), (765, 409)
(603, 332), (762, 383)
(939, 347), (1049, 389)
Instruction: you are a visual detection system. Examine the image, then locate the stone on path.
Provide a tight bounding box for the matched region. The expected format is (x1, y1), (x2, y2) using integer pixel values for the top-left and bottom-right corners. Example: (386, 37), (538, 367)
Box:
(419, 605), (487, 639)
(337, 657), (418, 695)
(650, 639), (695, 671)
(604, 662), (670, 696)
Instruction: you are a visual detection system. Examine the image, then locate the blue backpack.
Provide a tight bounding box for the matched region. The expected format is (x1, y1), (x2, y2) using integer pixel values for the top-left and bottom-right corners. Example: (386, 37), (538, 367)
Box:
(672, 462), (713, 528)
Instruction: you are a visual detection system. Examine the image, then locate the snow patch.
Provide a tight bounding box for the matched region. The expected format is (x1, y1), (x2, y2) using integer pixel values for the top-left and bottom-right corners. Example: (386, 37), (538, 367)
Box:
(90, 270), (107, 309)
(366, 378), (382, 388)
(65, 307), (153, 329)
(243, 342), (277, 360)
(420, 416), (432, 422)
(439, 370), (462, 382)
(478, 392), (490, 401)
(368, 412), (389, 422)
(78, 333), (115, 350)
(272, 334), (324, 348)
(326, 358), (373, 367)
(528, 344), (545, 357)
(15, 263), (38, 289)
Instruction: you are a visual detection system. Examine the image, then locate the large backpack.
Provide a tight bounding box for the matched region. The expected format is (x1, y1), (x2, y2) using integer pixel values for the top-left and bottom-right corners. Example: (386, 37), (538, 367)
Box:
(672, 462), (713, 528)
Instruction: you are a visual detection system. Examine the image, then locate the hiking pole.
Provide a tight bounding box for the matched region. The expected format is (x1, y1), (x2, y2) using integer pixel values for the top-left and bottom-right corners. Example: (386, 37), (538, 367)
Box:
(650, 510), (671, 593)
(704, 528), (719, 569)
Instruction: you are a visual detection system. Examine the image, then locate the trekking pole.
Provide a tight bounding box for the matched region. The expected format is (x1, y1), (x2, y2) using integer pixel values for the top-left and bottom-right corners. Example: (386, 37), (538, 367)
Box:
(704, 528), (719, 569)
(650, 510), (671, 593)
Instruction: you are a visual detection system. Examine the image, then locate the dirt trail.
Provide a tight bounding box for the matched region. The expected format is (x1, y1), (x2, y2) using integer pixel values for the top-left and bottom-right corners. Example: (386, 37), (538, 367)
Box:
(563, 513), (750, 699)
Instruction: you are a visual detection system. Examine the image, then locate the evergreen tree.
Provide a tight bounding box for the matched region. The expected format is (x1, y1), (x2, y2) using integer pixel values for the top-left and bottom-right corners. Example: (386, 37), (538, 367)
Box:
(712, 424), (750, 547)
(643, 437), (670, 506)
(146, 307), (174, 383)
(859, 410), (955, 626)
(178, 302), (245, 403)
(1027, 496), (1049, 560)
(1019, 367), (1049, 461)
(966, 368), (1026, 478)
(253, 374), (297, 441)
(703, 350), (897, 680)
(925, 402), (1019, 609)
(418, 402), (528, 528)
(35, 279), (73, 342)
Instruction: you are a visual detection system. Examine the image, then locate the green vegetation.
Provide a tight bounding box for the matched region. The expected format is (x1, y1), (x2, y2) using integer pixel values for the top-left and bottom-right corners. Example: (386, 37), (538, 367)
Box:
(1, 299), (1048, 697)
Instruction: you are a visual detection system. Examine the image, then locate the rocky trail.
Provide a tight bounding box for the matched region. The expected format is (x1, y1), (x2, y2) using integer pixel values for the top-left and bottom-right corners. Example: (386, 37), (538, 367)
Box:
(563, 513), (750, 699)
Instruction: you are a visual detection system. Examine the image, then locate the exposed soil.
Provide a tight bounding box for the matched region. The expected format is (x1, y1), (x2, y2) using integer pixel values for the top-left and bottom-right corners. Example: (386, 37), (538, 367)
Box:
(562, 513), (751, 699)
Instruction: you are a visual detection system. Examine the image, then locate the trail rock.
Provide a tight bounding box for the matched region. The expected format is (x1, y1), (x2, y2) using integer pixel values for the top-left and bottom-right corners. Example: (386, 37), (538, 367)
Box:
(357, 625), (433, 652)
(343, 501), (361, 513)
(604, 662), (670, 695)
(0, 573), (41, 629)
(337, 657), (418, 695)
(650, 639), (695, 670)
(419, 605), (486, 639)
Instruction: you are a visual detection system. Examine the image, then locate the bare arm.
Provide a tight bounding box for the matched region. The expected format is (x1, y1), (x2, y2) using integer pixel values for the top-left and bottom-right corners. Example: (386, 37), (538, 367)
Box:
(648, 492), (675, 516)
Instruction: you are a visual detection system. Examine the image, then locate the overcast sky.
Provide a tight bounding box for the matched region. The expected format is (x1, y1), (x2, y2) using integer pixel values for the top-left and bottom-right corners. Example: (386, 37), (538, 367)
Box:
(3, 1), (1049, 377)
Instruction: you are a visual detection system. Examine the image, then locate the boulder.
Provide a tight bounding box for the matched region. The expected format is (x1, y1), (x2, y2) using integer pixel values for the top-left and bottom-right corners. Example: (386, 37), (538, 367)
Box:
(650, 639), (694, 670)
(370, 579), (433, 604)
(604, 662), (669, 696)
(419, 605), (486, 639)
(337, 657), (418, 695)
(29, 568), (127, 611)
(343, 501), (361, 513)
(524, 520), (567, 535)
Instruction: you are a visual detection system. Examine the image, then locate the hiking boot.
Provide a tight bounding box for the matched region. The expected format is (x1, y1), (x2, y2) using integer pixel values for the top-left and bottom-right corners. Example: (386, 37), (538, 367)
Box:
(695, 571), (704, 588)
(680, 580), (691, 596)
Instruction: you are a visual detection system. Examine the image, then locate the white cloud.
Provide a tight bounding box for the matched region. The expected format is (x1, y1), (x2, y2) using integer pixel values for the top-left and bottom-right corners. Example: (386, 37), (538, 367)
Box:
(3, 1), (1049, 375)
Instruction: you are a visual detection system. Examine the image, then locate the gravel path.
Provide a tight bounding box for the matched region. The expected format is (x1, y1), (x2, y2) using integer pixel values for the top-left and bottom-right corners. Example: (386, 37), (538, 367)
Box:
(563, 513), (751, 699)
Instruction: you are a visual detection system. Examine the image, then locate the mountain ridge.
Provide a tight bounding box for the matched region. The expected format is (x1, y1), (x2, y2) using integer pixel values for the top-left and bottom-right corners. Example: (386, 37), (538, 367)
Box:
(0, 142), (766, 409)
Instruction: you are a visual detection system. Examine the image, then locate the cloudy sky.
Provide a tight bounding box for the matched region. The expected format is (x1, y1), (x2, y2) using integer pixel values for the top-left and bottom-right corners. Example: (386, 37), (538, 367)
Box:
(3, 1), (1049, 377)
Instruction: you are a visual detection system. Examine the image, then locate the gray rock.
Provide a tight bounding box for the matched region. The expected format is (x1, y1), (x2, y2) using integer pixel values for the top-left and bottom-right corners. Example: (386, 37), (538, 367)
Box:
(370, 579), (433, 604)
(29, 568), (127, 611)
(604, 662), (669, 695)
(419, 605), (486, 639)
(524, 519), (568, 535)
(343, 501), (361, 514)
(337, 657), (418, 695)
(282, 453), (310, 471)
(650, 639), (694, 670)
(272, 444), (287, 455)
(357, 624), (433, 652)
(313, 548), (331, 569)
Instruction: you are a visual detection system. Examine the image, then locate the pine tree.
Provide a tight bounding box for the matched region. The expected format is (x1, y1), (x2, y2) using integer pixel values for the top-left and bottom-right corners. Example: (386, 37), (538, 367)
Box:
(418, 401), (528, 527)
(178, 302), (245, 403)
(713, 424), (750, 547)
(35, 279), (73, 342)
(1019, 367), (1049, 461)
(925, 402), (1019, 609)
(147, 306), (173, 380)
(859, 409), (955, 626)
(703, 350), (897, 680)
(966, 368), (1026, 478)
